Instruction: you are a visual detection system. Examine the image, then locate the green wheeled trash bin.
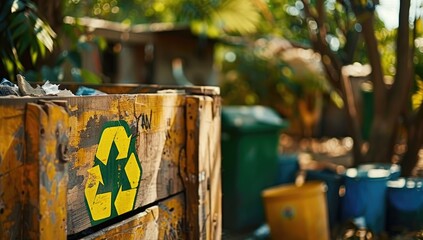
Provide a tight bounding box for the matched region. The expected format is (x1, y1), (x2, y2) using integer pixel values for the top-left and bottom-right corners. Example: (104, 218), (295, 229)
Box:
(221, 105), (288, 231)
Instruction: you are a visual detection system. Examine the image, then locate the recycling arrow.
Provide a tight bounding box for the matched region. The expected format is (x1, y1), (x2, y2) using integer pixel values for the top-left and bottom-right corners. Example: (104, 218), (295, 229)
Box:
(84, 120), (142, 224)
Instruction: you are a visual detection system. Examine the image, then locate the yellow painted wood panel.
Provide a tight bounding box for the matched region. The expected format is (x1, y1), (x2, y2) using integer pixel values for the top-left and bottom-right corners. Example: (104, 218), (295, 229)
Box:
(0, 101), (26, 239)
(0, 100), (69, 239)
(66, 93), (186, 234)
(85, 193), (186, 240)
(24, 101), (69, 239)
(0, 85), (221, 239)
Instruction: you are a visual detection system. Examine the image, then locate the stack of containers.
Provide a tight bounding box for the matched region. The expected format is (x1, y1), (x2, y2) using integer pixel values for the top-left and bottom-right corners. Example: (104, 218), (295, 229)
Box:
(264, 157), (423, 237)
(304, 163), (421, 236)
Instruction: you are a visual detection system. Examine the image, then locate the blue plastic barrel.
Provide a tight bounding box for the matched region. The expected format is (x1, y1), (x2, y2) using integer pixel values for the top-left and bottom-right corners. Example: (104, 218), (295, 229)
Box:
(341, 168), (390, 234)
(275, 154), (299, 185)
(358, 163), (401, 180)
(387, 178), (423, 234)
(306, 170), (344, 229)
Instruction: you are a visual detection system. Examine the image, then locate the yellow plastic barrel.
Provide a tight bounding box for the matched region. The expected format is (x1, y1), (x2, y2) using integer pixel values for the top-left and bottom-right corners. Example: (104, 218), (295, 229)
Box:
(262, 181), (329, 240)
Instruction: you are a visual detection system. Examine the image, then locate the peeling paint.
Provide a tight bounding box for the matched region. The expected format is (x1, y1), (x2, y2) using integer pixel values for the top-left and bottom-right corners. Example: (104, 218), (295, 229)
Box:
(78, 115), (109, 149)
(1, 88), (221, 239)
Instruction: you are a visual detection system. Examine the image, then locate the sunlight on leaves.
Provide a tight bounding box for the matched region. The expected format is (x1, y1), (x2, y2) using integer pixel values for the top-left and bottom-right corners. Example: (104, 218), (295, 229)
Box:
(11, 0), (21, 13)
(1, 0), (57, 80)
(34, 18), (56, 52)
(191, 20), (220, 38)
(412, 79), (423, 110)
(212, 0), (261, 34)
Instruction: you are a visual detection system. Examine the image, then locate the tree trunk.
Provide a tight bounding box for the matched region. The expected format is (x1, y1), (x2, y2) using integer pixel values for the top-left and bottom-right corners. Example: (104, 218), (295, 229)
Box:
(401, 108), (423, 176)
(365, 117), (396, 163)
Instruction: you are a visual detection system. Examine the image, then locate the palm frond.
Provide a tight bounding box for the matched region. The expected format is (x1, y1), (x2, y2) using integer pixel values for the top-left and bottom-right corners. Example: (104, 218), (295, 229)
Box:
(0, 0), (56, 80)
(213, 0), (261, 34)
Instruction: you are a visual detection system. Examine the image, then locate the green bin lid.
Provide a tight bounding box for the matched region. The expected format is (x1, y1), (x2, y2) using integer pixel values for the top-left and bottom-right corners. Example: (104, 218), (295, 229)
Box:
(221, 106), (288, 132)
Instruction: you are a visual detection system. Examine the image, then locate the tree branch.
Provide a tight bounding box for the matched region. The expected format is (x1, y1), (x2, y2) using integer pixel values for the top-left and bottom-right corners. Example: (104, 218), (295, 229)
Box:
(302, 0), (364, 163)
(401, 104), (423, 176)
(302, 0), (342, 91)
(354, 11), (387, 117)
(389, 0), (412, 120)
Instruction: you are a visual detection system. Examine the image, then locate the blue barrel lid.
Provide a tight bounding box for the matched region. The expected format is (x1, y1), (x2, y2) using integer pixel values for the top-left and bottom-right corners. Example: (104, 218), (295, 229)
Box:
(388, 178), (423, 189)
(344, 168), (390, 180)
(358, 163), (401, 180)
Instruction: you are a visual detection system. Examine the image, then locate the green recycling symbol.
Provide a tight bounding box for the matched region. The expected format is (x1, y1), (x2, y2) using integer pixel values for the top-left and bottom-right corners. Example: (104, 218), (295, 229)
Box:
(84, 120), (142, 223)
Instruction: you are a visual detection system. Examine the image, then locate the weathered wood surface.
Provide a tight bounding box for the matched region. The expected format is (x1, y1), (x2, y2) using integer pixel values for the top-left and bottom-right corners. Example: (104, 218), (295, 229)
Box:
(0, 100), (69, 239)
(0, 100), (27, 239)
(0, 85), (221, 239)
(185, 96), (222, 240)
(58, 83), (220, 96)
(66, 93), (186, 234)
(84, 193), (186, 239)
(25, 101), (69, 239)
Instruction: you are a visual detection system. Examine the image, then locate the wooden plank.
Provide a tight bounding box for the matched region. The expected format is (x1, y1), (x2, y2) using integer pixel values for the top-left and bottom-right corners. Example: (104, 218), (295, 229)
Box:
(65, 93), (186, 234)
(24, 101), (69, 239)
(207, 97), (222, 240)
(84, 193), (186, 239)
(0, 86), (222, 239)
(57, 83), (220, 96)
(0, 99), (70, 239)
(185, 95), (222, 240)
(0, 101), (27, 239)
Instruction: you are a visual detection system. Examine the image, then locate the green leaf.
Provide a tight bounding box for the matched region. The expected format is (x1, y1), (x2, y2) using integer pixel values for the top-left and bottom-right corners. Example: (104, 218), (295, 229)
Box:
(11, 0), (25, 13)
(25, 1), (38, 12)
(9, 11), (26, 30)
(80, 69), (102, 84)
(94, 36), (108, 51)
(30, 46), (38, 64)
(212, 0), (261, 34)
(0, 1), (13, 23)
(2, 58), (14, 75)
(16, 34), (31, 55)
(412, 79), (423, 110)
(34, 18), (54, 52)
(37, 38), (46, 57)
(11, 21), (29, 40)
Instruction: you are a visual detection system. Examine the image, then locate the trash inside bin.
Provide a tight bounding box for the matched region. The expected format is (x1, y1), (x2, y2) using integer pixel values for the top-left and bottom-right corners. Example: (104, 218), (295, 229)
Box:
(221, 105), (288, 231)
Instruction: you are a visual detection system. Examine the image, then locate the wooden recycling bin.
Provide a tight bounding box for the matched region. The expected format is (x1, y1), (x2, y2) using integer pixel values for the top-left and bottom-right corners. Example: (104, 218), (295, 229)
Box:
(0, 85), (221, 239)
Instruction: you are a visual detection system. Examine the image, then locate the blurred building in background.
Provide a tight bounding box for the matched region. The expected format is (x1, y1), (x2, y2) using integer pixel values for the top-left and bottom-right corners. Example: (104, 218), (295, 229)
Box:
(65, 17), (217, 86)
